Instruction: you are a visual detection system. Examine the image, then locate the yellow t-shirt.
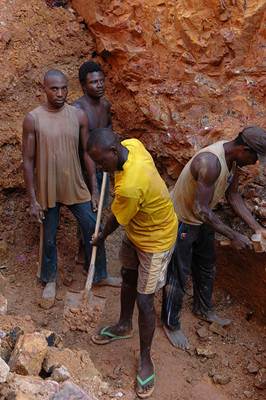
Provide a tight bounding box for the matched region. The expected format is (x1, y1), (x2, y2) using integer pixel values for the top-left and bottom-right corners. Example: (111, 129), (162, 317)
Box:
(111, 139), (178, 252)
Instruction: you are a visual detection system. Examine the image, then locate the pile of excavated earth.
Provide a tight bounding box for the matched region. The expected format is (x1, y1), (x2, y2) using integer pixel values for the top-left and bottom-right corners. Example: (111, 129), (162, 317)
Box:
(0, 305), (116, 399)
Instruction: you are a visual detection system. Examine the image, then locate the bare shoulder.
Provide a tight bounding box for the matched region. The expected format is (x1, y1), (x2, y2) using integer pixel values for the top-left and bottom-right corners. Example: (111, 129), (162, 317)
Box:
(23, 112), (35, 131)
(102, 97), (111, 110)
(73, 106), (87, 125)
(72, 97), (85, 110)
(191, 152), (221, 183)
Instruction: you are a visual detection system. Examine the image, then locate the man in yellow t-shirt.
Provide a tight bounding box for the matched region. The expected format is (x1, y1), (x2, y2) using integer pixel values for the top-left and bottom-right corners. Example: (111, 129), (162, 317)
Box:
(89, 128), (177, 399)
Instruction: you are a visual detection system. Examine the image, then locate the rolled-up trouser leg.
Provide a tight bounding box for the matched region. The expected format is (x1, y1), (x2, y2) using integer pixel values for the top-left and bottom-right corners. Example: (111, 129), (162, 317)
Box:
(68, 201), (107, 283)
(161, 223), (199, 330)
(40, 204), (60, 283)
(191, 223), (216, 316)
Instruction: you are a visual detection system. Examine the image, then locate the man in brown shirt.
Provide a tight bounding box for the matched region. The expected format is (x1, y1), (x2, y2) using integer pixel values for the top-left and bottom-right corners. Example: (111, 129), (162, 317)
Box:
(162, 126), (266, 350)
(22, 69), (107, 307)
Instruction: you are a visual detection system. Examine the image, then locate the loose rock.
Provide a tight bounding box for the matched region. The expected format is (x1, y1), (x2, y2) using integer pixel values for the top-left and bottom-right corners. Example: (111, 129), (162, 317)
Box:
(195, 347), (216, 359)
(212, 374), (231, 385)
(0, 356), (10, 383)
(246, 361), (259, 374)
(52, 380), (96, 399)
(51, 365), (71, 382)
(0, 374), (59, 399)
(0, 240), (8, 257)
(40, 330), (63, 348)
(254, 368), (266, 390)
(196, 326), (209, 339)
(9, 332), (48, 375)
(209, 322), (227, 337)
(0, 294), (8, 315)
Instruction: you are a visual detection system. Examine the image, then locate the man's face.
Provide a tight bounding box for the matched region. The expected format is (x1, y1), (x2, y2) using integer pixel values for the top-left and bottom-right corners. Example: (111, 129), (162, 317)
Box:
(89, 146), (118, 173)
(238, 146), (258, 167)
(83, 71), (105, 98)
(44, 75), (68, 108)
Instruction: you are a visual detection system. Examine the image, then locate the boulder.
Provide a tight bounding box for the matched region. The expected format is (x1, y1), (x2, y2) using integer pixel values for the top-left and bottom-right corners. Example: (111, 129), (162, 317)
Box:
(52, 381), (96, 400)
(8, 332), (48, 375)
(0, 374), (59, 399)
(0, 356), (10, 383)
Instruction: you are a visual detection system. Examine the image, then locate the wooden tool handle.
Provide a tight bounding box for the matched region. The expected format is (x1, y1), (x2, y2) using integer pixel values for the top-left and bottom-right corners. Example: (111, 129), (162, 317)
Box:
(85, 172), (107, 293)
(37, 223), (44, 279)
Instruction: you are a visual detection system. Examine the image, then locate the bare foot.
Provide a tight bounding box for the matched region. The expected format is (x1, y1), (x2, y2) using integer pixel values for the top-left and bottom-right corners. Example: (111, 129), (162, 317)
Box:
(194, 310), (232, 327)
(163, 325), (190, 350)
(39, 281), (56, 309)
(94, 276), (122, 288)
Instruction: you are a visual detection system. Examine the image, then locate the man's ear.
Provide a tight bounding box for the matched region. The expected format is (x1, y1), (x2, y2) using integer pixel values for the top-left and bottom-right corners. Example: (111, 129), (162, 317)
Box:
(111, 145), (118, 155)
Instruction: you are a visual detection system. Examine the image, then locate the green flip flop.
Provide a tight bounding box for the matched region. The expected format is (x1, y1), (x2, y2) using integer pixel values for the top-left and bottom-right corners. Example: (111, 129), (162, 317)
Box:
(91, 326), (133, 345)
(136, 371), (155, 399)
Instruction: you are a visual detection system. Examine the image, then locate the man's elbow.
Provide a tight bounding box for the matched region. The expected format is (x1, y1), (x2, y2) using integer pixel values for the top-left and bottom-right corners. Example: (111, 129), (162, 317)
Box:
(196, 204), (211, 223)
(226, 190), (239, 206)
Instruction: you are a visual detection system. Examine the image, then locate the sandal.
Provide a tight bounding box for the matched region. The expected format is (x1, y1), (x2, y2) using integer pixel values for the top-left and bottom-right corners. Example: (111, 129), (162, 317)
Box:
(136, 364), (155, 399)
(91, 326), (133, 345)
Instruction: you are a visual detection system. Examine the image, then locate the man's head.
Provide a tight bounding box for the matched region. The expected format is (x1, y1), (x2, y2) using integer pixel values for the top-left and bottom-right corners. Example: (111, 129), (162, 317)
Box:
(233, 126), (266, 167)
(43, 70), (68, 109)
(78, 61), (105, 99)
(88, 128), (122, 173)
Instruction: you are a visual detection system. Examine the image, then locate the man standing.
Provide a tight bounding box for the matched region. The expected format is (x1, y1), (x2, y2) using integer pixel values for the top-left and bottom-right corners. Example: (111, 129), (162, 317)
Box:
(73, 61), (111, 131)
(89, 128), (177, 399)
(162, 126), (266, 350)
(22, 69), (107, 307)
(72, 61), (120, 286)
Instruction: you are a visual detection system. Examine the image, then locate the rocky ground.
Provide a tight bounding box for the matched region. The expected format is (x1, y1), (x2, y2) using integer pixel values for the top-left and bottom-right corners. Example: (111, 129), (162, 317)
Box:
(0, 191), (265, 399)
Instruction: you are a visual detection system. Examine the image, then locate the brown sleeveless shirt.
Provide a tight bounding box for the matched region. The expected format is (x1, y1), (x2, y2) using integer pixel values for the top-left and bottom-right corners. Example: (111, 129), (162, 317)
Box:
(172, 141), (234, 225)
(30, 104), (91, 209)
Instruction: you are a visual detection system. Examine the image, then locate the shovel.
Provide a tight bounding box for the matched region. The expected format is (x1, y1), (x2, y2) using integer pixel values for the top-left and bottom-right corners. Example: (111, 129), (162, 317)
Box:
(64, 172), (107, 323)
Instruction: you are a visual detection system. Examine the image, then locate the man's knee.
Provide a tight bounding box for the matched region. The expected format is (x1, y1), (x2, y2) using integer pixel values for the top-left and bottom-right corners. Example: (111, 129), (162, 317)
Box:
(121, 267), (138, 287)
(137, 293), (154, 314)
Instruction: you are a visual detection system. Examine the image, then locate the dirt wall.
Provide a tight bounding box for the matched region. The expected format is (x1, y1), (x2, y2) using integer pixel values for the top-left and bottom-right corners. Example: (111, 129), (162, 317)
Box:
(72, 0), (266, 178)
(0, 0), (95, 189)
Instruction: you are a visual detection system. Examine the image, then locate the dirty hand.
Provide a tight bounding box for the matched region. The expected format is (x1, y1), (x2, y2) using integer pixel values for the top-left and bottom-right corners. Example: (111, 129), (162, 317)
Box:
(91, 232), (105, 247)
(91, 191), (99, 212)
(231, 232), (252, 250)
(255, 228), (266, 240)
(30, 201), (44, 223)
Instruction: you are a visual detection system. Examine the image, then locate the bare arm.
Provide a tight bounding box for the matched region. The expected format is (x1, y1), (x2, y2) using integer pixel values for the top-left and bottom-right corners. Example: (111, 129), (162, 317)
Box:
(191, 153), (251, 249)
(91, 213), (119, 246)
(226, 169), (265, 235)
(77, 109), (99, 211)
(22, 113), (44, 222)
(104, 98), (112, 128)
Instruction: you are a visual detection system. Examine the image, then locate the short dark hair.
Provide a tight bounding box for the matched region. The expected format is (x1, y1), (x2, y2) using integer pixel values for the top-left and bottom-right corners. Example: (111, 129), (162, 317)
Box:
(234, 131), (245, 146)
(88, 128), (118, 151)
(44, 69), (67, 84)
(78, 61), (103, 85)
